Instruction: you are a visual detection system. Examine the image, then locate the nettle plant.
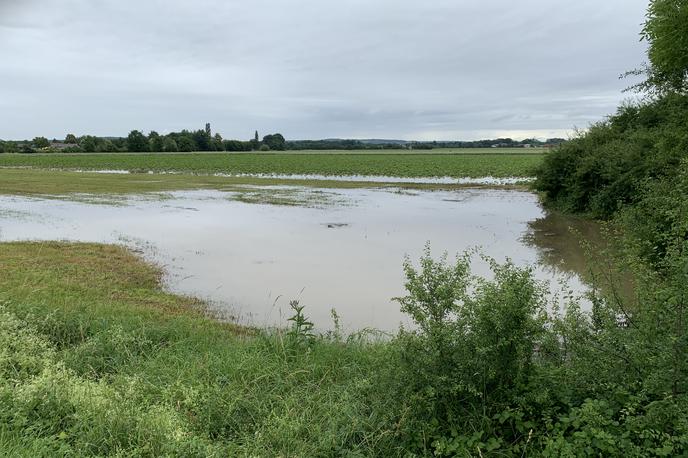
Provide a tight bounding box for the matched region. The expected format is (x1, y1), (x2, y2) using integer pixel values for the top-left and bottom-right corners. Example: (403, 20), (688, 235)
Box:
(286, 300), (315, 351)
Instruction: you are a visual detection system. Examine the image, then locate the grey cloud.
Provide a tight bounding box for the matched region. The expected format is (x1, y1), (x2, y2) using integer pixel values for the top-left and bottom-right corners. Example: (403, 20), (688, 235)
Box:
(0, 0), (648, 140)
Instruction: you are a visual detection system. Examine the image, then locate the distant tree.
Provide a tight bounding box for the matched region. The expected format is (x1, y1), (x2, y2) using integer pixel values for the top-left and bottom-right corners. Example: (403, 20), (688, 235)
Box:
(126, 130), (149, 152)
(148, 131), (164, 152)
(2, 142), (18, 153)
(32, 137), (50, 149)
(211, 133), (224, 151)
(259, 144), (271, 151)
(177, 136), (196, 152)
(98, 140), (116, 152)
(64, 133), (78, 144)
(250, 130), (260, 150)
(545, 138), (567, 145)
(80, 135), (98, 152)
(162, 137), (179, 152)
(262, 133), (286, 151)
(223, 140), (250, 151)
(192, 129), (211, 151)
(112, 138), (126, 151)
(205, 123), (211, 137)
(20, 143), (35, 153)
(0, 141), (5, 153)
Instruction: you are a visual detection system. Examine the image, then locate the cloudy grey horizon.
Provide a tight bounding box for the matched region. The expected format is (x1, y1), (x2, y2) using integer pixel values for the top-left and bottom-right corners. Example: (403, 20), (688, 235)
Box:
(1, 0), (648, 142)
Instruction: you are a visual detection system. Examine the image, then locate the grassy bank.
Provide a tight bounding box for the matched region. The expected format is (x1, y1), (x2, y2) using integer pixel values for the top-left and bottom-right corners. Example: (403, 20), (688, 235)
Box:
(2, 241), (686, 456)
(0, 242), (397, 456)
(0, 151), (543, 178)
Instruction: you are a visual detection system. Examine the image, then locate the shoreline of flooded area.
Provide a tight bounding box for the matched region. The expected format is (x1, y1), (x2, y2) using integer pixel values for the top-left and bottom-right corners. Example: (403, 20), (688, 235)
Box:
(0, 186), (596, 331)
(0, 167), (533, 185)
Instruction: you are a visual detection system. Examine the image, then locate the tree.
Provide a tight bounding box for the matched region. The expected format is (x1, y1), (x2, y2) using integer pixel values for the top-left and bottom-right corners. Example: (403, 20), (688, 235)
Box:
(148, 131), (164, 152)
(211, 133), (224, 151)
(250, 130), (260, 150)
(223, 140), (249, 151)
(262, 133), (286, 151)
(98, 140), (116, 152)
(192, 129), (210, 151)
(177, 136), (196, 152)
(64, 133), (78, 144)
(20, 143), (35, 153)
(32, 137), (50, 149)
(126, 130), (149, 152)
(639, 0), (688, 93)
(80, 135), (98, 152)
(2, 142), (18, 153)
(162, 137), (178, 152)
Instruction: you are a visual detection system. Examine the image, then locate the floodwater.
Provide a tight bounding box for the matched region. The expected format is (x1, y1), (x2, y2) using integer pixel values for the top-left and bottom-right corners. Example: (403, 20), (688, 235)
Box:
(64, 169), (532, 185)
(0, 187), (596, 331)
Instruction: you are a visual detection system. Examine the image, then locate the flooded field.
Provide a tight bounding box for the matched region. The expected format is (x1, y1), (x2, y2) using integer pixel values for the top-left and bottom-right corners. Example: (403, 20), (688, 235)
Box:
(0, 186), (595, 331)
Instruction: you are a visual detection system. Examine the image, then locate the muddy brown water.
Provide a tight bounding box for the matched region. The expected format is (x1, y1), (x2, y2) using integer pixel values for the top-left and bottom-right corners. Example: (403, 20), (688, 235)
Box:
(0, 187), (600, 331)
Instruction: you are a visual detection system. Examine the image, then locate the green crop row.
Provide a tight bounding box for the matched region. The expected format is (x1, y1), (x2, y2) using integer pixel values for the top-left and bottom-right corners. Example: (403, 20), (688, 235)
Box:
(0, 152), (543, 178)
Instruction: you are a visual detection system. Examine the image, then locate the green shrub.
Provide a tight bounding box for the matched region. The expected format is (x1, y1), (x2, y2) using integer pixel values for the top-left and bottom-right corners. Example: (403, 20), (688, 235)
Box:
(535, 94), (688, 219)
(390, 245), (551, 454)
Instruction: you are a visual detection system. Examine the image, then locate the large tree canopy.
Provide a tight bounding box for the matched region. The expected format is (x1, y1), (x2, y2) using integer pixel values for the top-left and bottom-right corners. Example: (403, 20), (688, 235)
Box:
(642, 0), (688, 93)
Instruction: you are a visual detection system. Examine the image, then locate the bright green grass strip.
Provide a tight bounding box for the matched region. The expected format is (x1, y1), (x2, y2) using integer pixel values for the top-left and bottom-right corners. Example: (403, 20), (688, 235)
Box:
(0, 151), (543, 178)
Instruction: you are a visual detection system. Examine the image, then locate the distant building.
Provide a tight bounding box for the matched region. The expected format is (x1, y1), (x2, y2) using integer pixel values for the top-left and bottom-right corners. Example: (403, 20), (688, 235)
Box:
(50, 142), (77, 150)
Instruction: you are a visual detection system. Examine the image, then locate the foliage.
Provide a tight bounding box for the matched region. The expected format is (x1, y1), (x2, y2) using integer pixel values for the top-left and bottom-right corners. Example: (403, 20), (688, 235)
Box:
(0, 151), (543, 178)
(2, 225), (688, 456)
(0, 242), (397, 456)
(79, 135), (98, 153)
(534, 93), (688, 218)
(531, 5), (688, 452)
(31, 137), (50, 149)
(262, 133), (286, 151)
(176, 135), (196, 152)
(391, 246), (549, 455)
(126, 130), (149, 152)
(162, 137), (178, 152)
(285, 300), (315, 352)
(639, 0), (688, 94)
(148, 131), (163, 152)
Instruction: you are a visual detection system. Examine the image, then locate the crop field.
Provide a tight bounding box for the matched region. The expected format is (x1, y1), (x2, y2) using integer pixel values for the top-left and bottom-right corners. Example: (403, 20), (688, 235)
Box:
(229, 147), (545, 155)
(0, 151), (544, 178)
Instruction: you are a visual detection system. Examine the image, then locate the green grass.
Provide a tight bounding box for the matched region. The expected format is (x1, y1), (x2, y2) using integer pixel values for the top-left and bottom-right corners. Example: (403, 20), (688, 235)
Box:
(0, 242), (399, 456)
(0, 151), (543, 178)
(0, 168), (529, 201)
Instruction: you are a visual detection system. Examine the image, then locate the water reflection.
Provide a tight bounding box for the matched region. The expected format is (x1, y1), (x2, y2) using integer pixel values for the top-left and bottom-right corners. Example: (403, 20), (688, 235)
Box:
(522, 212), (604, 280)
(523, 211), (634, 302)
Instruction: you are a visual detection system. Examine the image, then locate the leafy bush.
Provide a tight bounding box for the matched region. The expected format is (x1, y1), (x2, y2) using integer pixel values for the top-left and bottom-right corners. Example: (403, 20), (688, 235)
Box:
(534, 93), (688, 219)
(390, 246), (551, 454)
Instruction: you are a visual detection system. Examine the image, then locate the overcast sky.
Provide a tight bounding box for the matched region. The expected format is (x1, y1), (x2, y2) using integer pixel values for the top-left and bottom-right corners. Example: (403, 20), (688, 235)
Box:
(1, 0), (649, 141)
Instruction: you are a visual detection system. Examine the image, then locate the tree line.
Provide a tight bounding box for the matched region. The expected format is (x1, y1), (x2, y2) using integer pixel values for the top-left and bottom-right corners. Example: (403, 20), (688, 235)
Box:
(0, 126), (566, 154)
(0, 125), (287, 154)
